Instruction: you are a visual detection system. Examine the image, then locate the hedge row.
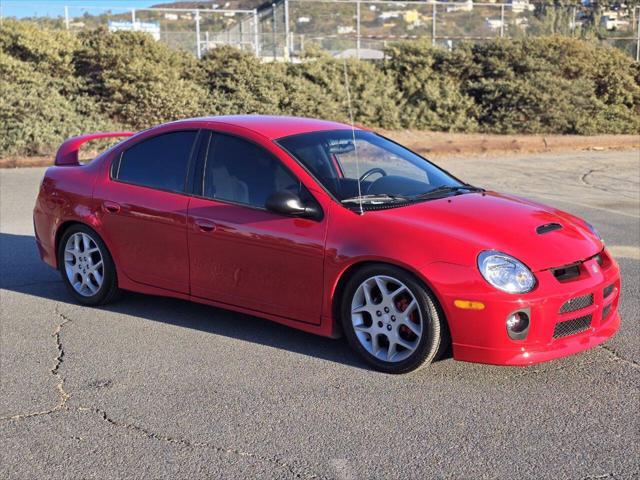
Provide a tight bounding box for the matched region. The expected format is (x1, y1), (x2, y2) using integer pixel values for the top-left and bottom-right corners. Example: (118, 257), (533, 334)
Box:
(1, 20), (638, 156)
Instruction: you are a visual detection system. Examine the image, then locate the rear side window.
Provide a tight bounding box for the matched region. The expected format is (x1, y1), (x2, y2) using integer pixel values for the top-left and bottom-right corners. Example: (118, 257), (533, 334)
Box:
(114, 131), (198, 193)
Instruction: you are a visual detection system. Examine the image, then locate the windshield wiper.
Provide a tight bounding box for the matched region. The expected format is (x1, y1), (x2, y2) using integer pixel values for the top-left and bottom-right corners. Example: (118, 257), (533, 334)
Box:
(415, 184), (485, 199)
(341, 193), (411, 205)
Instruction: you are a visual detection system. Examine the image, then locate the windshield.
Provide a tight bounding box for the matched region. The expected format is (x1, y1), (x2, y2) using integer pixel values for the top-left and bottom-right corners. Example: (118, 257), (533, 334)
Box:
(277, 130), (464, 206)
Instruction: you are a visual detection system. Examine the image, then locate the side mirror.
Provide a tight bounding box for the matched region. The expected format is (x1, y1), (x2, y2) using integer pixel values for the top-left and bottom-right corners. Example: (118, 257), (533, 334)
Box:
(265, 191), (322, 220)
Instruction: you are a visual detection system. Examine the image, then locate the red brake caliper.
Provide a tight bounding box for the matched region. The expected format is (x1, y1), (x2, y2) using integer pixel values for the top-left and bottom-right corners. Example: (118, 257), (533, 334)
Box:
(396, 297), (418, 340)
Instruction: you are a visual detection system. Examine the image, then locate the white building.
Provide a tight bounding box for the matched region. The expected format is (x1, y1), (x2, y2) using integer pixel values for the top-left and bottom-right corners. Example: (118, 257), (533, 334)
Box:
(107, 21), (161, 41)
(446, 0), (474, 13)
(337, 25), (355, 34)
(510, 0), (535, 13)
(486, 18), (504, 30)
(379, 11), (402, 20)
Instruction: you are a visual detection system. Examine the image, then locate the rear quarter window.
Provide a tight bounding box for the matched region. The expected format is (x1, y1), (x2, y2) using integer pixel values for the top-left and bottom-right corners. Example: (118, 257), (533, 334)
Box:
(113, 130), (198, 193)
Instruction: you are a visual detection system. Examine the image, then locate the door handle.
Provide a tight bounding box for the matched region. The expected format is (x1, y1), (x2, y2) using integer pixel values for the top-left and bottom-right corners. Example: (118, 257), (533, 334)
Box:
(102, 201), (120, 214)
(194, 219), (216, 232)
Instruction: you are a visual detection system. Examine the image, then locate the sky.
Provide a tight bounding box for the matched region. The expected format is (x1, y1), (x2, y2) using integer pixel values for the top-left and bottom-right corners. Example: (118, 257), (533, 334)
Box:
(1, 1), (159, 18)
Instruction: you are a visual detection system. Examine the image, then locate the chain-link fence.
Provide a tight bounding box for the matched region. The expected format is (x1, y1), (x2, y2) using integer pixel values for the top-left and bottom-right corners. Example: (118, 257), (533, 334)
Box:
(277, 0), (640, 61)
(1, 1), (639, 61)
(0, 2), (257, 57)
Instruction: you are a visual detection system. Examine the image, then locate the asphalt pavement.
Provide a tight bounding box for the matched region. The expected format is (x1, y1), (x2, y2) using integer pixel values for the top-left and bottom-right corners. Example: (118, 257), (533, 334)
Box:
(1, 149), (638, 479)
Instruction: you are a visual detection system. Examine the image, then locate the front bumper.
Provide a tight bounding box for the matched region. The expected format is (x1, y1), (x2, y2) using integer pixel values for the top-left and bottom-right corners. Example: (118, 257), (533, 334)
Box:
(453, 311), (620, 366)
(428, 250), (621, 366)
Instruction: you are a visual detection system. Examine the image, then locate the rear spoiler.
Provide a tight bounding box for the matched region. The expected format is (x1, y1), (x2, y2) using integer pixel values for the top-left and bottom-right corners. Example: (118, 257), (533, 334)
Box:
(55, 131), (135, 166)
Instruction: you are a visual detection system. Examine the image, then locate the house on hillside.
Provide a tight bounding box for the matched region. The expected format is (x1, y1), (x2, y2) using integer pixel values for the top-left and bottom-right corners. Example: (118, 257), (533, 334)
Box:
(486, 18), (504, 30)
(509, 0), (535, 13)
(446, 0), (474, 13)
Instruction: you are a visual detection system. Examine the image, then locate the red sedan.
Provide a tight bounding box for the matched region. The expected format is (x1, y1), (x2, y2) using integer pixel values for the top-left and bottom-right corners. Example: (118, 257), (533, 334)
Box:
(33, 116), (621, 373)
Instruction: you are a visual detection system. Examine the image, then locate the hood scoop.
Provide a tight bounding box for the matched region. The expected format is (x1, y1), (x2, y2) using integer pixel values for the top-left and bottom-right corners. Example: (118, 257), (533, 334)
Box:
(536, 222), (563, 234)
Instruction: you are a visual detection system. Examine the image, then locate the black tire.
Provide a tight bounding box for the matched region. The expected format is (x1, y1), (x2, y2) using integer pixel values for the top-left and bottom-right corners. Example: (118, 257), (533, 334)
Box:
(340, 264), (449, 374)
(57, 224), (121, 306)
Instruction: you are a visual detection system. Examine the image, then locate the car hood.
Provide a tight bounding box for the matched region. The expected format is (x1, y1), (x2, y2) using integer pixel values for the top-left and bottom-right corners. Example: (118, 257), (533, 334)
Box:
(377, 191), (602, 272)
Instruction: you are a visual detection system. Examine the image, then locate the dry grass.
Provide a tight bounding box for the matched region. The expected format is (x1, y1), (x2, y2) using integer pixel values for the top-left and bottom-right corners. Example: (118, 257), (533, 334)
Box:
(380, 131), (640, 159)
(1, 132), (638, 168)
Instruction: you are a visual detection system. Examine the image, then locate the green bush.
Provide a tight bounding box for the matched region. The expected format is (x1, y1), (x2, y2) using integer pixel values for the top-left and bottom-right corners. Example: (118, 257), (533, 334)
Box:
(0, 20), (79, 79)
(385, 36), (639, 134)
(197, 46), (344, 120)
(0, 52), (116, 156)
(289, 49), (402, 128)
(74, 28), (211, 129)
(384, 40), (478, 131)
(0, 21), (638, 158)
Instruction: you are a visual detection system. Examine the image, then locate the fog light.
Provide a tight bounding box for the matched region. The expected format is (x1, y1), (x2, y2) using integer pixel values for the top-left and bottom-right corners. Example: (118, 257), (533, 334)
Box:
(506, 310), (530, 340)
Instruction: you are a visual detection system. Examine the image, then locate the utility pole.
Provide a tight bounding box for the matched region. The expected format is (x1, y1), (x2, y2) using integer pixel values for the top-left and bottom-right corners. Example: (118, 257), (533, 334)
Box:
(195, 10), (201, 59)
(272, 4), (277, 60)
(636, 6), (640, 62)
(253, 9), (260, 56)
(284, 0), (291, 60)
(432, 2), (436, 46)
(65, 6), (70, 30)
(356, 0), (361, 59)
(500, 4), (504, 38)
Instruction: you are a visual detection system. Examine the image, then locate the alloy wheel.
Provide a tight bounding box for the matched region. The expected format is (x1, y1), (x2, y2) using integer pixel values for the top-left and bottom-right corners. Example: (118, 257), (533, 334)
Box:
(64, 232), (104, 297)
(350, 275), (423, 362)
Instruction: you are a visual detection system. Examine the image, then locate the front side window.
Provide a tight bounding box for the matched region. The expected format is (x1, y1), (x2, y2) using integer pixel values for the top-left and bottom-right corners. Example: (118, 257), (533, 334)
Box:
(277, 130), (469, 208)
(114, 130), (198, 193)
(202, 133), (307, 209)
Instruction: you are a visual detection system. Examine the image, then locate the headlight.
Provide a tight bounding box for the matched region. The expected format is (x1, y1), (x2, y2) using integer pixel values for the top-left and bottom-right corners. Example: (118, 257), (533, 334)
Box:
(585, 222), (603, 242)
(477, 251), (536, 294)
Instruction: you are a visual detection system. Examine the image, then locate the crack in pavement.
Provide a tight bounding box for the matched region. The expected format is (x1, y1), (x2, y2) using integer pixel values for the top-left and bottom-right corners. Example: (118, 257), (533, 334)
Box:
(580, 471), (639, 480)
(0, 306), (324, 479)
(580, 168), (603, 187)
(0, 297), (634, 477)
(598, 344), (640, 371)
(580, 168), (638, 200)
(486, 345), (639, 379)
(77, 406), (324, 479)
(0, 305), (72, 422)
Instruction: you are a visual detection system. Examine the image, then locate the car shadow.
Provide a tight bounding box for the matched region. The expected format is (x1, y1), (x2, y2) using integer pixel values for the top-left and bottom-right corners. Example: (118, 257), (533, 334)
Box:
(1, 232), (369, 370)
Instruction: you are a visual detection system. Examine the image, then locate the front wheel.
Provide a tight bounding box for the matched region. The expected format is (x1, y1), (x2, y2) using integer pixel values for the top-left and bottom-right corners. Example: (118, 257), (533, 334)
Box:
(57, 224), (120, 306)
(341, 264), (448, 374)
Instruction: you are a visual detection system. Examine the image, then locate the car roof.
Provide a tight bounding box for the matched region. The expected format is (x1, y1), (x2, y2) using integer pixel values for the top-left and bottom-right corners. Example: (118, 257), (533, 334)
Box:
(181, 115), (355, 140)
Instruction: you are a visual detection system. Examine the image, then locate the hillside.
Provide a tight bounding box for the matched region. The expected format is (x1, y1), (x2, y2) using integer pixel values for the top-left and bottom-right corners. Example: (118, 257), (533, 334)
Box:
(151, 0), (268, 10)
(1, 20), (639, 159)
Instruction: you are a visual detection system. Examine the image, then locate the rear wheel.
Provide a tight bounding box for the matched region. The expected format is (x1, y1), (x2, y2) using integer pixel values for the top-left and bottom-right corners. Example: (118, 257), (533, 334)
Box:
(57, 224), (120, 306)
(341, 264), (448, 373)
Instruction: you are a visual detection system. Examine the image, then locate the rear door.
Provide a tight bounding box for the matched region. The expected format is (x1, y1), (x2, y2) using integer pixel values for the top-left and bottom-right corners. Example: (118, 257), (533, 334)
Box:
(95, 130), (199, 293)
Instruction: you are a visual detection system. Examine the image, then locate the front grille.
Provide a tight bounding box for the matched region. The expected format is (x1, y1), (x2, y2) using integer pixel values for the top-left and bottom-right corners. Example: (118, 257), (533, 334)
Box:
(559, 293), (594, 314)
(603, 284), (615, 299)
(602, 304), (612, 322)
(552, 264), (581, 282)
(553, 314), (592, 339)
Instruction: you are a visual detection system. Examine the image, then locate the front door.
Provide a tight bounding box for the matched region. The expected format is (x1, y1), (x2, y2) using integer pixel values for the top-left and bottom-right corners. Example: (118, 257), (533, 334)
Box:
(187, 131), (327, 324)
